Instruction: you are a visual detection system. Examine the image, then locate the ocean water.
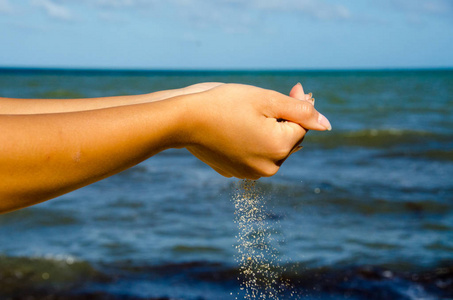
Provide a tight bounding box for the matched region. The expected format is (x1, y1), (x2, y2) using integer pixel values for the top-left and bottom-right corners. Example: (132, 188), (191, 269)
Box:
(0, 68), (452, 300)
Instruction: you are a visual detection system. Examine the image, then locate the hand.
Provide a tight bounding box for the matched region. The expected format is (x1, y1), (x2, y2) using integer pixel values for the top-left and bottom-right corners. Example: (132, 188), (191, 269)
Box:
(287, 82), (316, 151)
(184, 83), (331, 179)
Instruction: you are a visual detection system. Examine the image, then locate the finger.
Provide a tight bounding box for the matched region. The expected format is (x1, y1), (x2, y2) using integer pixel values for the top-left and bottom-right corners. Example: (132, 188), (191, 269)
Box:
(289, 83), (315, 106)
(289, 83), (305, 100)
(275, 96), (332, 131)
(279, 120), (307, 147)
(274, 121), (306, 167)
(307, 93), (316, 105)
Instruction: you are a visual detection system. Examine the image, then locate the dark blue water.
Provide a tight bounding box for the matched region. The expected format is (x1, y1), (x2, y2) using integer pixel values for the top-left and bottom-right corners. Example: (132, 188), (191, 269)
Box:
(1, 68), (452, 299)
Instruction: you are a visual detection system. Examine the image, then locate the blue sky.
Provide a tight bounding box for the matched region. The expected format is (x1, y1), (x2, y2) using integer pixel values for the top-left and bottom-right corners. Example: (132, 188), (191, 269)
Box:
(0, 0), (452, 70)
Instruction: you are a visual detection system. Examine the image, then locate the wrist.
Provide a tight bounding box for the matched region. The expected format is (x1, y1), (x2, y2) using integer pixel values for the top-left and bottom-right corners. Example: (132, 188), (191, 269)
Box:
(158, 93), (199, 150)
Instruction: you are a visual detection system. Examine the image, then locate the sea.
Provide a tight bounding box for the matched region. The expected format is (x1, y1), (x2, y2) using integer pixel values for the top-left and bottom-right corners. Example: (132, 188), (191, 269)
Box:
(0, 68), (452, 300)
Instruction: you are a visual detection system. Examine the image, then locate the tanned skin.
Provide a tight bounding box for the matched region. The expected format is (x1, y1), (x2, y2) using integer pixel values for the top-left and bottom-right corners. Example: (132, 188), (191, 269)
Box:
(0, 83), (330, 213)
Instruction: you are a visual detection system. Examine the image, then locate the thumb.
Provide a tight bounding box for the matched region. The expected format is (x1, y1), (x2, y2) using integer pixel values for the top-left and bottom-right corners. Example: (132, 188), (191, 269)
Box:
(275, 96), (332, 131)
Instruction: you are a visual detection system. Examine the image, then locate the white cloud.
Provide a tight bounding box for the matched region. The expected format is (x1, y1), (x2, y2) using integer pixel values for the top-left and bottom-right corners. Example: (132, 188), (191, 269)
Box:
(31, 0), (73, 21)
(86, 0), (352, 22)
(24, 0), (353, 27)
(24, 0), (453, 26)
(143, 0), (353, 35)
(0, 0), (13, 13)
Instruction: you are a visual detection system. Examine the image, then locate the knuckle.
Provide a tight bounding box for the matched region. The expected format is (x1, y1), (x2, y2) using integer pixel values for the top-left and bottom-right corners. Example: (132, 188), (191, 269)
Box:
(298, 101), (315, 116)
(265, 90), (283, 108)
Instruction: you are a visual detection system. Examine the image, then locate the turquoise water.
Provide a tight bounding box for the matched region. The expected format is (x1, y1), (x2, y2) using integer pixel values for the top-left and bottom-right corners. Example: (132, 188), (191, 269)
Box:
(0, 68), (452, 299)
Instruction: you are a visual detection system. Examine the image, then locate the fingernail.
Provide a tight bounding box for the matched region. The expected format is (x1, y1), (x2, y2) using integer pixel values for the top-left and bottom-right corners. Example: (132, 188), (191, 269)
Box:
(318, 113), (332, 131)
(308, 92), (312, 98)
(312, 97), (315, 105)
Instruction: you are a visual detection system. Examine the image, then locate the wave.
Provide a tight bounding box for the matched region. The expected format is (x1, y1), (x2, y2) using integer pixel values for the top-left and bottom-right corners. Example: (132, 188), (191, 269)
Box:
(308, 129), (452, 150)
(0, 254), (109, 296)
(304, 196), (453, 216)
(1, 255), (452, 299)
(252, 179), (453, 216)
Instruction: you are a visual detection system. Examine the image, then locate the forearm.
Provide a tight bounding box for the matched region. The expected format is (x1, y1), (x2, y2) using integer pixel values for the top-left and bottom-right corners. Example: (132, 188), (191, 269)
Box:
(0, 96), (191, 213)
(0, 90), (179, 114)
(0, 83), (223, 114)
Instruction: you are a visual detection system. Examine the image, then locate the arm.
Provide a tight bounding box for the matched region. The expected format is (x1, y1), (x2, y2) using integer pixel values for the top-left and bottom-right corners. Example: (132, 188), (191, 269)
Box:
(0, 82), (223, 114)
(0, 83), (330, 213)
(0, 96), (190, 213)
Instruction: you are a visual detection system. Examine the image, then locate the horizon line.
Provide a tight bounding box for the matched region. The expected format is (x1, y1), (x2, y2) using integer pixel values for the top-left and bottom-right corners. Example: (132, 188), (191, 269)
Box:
(1, 66), (452, 74)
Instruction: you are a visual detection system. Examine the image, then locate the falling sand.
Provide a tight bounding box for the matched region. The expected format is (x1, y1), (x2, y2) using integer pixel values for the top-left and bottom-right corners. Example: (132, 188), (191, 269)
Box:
(233, 180), (296, 299)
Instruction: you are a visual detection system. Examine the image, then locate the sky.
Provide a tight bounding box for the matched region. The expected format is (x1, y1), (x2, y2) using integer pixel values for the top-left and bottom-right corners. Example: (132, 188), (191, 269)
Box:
(0, 0), (452, 70)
